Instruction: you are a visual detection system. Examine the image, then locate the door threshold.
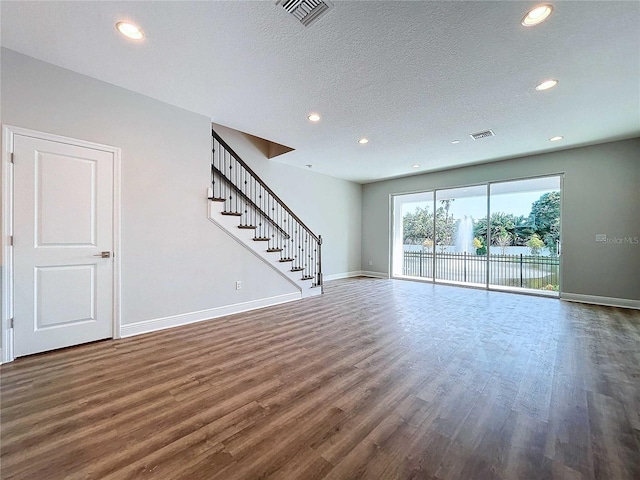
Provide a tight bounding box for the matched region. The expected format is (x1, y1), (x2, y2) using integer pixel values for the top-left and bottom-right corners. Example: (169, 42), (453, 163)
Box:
(393, 275), (559, 299)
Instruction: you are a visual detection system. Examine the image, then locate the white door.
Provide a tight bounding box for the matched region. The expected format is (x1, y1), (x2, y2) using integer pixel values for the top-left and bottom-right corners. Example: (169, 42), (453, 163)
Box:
(13, 134), (115, 357)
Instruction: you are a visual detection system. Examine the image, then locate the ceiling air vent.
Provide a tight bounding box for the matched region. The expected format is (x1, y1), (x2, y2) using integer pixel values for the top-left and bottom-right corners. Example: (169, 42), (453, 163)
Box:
(278, 0), (333, 27)
(470, 130), (495, 140)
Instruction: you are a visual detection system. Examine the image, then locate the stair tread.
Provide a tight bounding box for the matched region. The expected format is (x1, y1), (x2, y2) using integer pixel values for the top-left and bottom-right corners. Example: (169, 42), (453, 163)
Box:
(212, 132), (323, 295)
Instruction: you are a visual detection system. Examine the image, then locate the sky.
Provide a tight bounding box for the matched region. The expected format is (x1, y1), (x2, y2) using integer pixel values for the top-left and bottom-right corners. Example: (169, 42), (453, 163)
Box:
(402, 190), (556, 220)
(399, 176), (561, 221)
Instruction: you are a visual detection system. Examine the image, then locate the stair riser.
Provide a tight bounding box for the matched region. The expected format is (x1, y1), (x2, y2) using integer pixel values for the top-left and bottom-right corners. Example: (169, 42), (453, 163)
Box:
(212, 204), (304, 262)
(209, 201), (318, 297)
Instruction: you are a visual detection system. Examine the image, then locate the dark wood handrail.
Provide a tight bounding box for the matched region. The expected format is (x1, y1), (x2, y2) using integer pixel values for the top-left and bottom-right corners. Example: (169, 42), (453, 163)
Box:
(211, 165), (290, 239)
(212, 129), (320, 243)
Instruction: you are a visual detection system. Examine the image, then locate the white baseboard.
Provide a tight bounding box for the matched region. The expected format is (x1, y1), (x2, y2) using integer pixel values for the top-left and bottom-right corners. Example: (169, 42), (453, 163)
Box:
(324, 270), (389, 281)
(561, 293), (640, 310)
(324, 271), (364, 281)
(359, 270), (389, 279)
(120, 292), (301, 338)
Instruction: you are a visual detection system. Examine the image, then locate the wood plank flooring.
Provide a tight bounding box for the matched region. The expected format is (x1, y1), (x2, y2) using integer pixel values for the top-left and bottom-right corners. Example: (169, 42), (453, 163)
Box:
(1, 277), (639, 479)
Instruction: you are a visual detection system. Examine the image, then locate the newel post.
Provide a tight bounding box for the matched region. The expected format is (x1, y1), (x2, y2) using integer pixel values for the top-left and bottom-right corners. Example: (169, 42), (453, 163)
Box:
(318, 235), (323, 293)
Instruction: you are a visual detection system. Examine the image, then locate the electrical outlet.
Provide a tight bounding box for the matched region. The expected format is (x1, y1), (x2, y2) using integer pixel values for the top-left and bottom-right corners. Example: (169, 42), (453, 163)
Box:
(235, 281), (242, 290)
(369, 260), (373, 266)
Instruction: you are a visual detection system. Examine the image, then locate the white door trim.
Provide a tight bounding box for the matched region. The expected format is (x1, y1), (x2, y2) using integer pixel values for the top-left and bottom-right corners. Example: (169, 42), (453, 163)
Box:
(1, 125), (122, 363)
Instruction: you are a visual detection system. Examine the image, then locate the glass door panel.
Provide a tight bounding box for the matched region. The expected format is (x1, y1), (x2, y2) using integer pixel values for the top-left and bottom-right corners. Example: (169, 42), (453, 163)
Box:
(434, 185), (488, 287)
(392, 192), (435, 279)
(488, 176), (561, 295)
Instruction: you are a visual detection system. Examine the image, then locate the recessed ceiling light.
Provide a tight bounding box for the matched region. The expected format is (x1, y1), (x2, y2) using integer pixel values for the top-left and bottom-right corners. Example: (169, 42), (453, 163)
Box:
(536, 79), (558, 91)
(358, 138), (369, 144)
(451, 140), (460, 144)
(549, 136), (564, 142)
(116, 22), (143, 40)
(412, 164), (420, 168)
(308, 113), (321, 122)
(521, 4), (553, 26)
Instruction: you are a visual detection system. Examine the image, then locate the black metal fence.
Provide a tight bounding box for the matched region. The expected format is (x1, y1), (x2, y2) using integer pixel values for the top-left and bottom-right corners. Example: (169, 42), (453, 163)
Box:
(402, 250), (559, 290)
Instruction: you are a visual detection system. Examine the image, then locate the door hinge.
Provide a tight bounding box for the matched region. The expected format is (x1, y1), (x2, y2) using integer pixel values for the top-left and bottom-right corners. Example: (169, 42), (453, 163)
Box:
(10, 152), (14, 164)
(9, 235), (13, 246)
(9, 318), (14, 329)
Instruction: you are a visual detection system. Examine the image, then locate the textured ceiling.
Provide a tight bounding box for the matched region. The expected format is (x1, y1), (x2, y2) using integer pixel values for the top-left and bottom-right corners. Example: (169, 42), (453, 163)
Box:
(1, 1), (639, 183)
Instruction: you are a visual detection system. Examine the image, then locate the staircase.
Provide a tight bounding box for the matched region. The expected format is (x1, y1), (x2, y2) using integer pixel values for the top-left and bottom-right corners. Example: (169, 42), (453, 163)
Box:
(208, 129), (323, 298)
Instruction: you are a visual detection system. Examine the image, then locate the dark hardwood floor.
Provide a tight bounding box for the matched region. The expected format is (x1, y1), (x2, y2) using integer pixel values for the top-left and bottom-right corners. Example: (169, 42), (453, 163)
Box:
(1, 277), (639, 479)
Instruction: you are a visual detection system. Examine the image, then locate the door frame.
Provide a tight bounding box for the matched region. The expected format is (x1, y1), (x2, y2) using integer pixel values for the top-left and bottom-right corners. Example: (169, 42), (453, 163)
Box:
(388, 172), (564, 296)
(1, 125), (122, 363)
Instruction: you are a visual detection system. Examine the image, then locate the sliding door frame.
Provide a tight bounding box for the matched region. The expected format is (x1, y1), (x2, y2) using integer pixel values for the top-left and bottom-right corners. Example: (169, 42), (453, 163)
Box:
(390, 172), (565, 296)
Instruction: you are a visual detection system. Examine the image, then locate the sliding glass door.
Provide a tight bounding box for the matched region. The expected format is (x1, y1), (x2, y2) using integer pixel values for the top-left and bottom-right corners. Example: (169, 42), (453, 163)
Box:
(434, 185), (487, 288)
(488, 177), (561, 295)
(391, 175), (562, 297)
(392, 191), (435, 279)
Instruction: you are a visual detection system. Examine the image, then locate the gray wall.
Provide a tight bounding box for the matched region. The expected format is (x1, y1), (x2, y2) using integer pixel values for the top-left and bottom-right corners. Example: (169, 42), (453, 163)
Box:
(2, 48), (637, 330)
(362, 139), (640, 301)
(1, 48), (309, 326)
(213, 124), (362, 277)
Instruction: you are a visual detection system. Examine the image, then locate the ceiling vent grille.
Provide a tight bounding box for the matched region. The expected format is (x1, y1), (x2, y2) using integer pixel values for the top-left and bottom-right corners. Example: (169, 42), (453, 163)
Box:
(470, 130), (495, 140)
(278, 0), (333, 27)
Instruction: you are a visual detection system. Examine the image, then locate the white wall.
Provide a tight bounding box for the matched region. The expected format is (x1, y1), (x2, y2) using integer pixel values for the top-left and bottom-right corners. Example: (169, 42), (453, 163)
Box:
(1, 48), (303, 330)
(361, 138), (640, 302)
(213, 124), (362, 277)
